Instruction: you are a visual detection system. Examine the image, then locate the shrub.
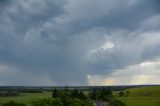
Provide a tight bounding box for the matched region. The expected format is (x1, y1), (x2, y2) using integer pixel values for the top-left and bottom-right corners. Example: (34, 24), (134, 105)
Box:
(31, 98), (52, 106)
(119, 91), (125, 97)
(110, 100), (126, 106)
(3, 101), (26, 106)
(31, 98), (92, 106)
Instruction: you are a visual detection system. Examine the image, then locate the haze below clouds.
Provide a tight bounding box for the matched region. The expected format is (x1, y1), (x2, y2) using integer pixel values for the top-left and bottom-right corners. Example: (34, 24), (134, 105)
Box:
(0, 0), (160, 86)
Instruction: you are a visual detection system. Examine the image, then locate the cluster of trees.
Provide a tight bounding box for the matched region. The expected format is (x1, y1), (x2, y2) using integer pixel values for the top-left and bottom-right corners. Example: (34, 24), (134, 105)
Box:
(52, 89), (87, 100)
(0, 91), (20, 97)
(119, 91), (130, 97)
(31, 98), (92, 106)
(51, 89), (92, 106)
(1, 88), (126, 106)
(18, 89), (43, 93)
(89, 88), (126, 106)
(89, 88), (113, 101)
(0, 89), (43, 97)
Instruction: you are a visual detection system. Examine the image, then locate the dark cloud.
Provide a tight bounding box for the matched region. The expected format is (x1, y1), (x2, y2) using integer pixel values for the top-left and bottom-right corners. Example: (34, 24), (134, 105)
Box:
(0, 0), (160, 85)
(0, 0), (11, 12)
(0, 0), (10, 5)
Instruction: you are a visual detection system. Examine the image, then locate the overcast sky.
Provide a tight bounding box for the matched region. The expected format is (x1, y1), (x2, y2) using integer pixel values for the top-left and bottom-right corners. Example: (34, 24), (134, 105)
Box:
(0, 0), (160, 86)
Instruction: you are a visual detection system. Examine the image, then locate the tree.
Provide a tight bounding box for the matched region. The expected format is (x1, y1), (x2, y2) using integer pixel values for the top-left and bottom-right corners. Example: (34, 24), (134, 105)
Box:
(71, 89), (79, 98)
(119, 91), (125, 97)
(126, 91), (130, 96)
(79, 91), (87, 100)
(89, 88), (113, 101)
(52, 98), (63, 106)
(89, 89), (97, 100)
(52, 89), (60, 98)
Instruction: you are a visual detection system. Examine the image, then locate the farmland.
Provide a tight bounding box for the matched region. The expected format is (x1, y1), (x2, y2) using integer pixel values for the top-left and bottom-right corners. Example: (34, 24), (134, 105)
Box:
(0, 92), (52, 105)
(115, 86), (160, 106)
(0, 86), (160, 105)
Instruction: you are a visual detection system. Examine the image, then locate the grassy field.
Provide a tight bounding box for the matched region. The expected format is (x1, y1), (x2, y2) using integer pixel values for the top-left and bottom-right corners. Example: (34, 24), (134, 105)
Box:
(0, 86), (160, 105)
(115, 86), (160, 106)
(0, 92), (52, 105)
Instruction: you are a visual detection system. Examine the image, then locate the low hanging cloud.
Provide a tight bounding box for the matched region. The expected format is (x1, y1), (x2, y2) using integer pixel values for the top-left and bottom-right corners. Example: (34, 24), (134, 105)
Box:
(0, 0), (160, 86)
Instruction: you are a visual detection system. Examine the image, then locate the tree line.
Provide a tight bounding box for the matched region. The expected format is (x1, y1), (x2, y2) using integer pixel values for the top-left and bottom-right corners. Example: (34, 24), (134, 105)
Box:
(1, 88), (126, 106)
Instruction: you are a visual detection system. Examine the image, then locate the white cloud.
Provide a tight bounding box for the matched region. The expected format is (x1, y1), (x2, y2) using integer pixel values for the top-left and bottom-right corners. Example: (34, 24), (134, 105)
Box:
(89, 42), (114, 58)
(101, 42), (114, 50)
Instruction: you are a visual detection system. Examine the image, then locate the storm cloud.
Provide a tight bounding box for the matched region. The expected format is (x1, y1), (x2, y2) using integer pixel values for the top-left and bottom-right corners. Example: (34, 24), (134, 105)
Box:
(0, 0), (160, 86)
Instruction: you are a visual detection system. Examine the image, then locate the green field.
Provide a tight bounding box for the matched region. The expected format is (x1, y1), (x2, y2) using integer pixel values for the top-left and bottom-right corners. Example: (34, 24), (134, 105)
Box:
(0, 86), (160, 105)
(0, 92), (52, 105)
(115, 86), (160, 106)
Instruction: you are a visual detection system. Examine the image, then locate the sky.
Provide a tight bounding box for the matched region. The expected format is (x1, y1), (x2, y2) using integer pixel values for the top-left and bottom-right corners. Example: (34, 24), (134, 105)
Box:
(0, 0), (160, 86)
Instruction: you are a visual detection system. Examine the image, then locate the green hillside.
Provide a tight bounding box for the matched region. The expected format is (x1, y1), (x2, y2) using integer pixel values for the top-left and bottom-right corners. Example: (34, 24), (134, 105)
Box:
(115, 86), (160, 106)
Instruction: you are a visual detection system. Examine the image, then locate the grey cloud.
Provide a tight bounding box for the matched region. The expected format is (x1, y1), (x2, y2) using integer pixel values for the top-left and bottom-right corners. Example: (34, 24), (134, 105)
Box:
(0, 0), (160, 85)
(0, 0), (11, 8)
(57, 0), (160, 31)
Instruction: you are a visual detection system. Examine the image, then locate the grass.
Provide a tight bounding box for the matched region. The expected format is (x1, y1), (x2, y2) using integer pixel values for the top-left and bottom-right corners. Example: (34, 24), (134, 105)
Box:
(125, 86), (160, 97)
(117, 97), (160, 106)
(115, 86), (160, 106)
(0, 86), (160, 106)
(0, 92), (52, 105)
